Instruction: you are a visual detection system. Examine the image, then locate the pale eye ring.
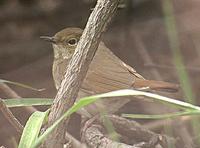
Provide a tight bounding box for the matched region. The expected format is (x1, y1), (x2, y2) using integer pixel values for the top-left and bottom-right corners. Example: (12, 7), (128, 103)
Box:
(67, 38), (77, 46)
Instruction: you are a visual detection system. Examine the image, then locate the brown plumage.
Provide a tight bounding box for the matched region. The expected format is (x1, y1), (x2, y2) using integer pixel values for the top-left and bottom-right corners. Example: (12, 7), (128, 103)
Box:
(41, 27), (179, 116)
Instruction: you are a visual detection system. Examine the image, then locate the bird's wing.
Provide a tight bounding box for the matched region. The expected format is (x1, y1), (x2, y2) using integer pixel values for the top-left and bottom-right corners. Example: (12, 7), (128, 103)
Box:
(81, 42), (141, 94)
(78, 42), (178, 115)
(81, 42), (178, 94)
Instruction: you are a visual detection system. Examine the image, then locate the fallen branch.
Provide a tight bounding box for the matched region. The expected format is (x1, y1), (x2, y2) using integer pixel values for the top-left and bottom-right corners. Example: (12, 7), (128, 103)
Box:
(83, 124), (139, 148)
(99, 115), (176, 147)
(81, 115), (177, 147)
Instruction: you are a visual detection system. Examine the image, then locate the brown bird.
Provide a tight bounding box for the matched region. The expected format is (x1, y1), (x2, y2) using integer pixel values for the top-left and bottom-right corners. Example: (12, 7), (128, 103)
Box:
(41, 27), (178, 116)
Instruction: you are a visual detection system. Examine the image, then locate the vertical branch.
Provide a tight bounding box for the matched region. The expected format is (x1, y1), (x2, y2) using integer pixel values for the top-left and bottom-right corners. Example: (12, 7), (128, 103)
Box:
(45, 0), (119, 147)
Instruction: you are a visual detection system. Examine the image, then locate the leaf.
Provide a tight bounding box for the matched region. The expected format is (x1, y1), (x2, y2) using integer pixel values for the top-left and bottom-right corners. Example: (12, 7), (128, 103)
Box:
(18, 110), (49, 148)
(33, 89), (200, 147)
(122, 111), (200, 119)
(3, 98), (53, 108)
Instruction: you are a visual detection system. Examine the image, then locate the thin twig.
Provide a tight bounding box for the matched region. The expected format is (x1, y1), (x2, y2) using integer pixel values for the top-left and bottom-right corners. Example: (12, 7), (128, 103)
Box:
(45, 0), (120, 147)
(0, 98), (24, 134)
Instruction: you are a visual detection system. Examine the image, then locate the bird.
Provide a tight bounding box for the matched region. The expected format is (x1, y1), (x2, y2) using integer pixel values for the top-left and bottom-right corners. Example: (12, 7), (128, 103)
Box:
(41, 27), (179, 116)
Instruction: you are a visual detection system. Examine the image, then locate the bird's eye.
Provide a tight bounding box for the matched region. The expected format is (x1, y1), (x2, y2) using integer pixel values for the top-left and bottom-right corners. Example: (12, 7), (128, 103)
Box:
(67, 38), (77, 46)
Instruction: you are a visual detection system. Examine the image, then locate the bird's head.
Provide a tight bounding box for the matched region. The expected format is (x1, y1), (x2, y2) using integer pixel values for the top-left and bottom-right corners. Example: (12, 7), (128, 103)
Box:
(41, 27), (83, 60)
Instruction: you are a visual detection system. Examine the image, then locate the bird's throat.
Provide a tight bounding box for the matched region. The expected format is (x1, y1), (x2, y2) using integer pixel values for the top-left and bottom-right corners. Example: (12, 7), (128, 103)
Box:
(52, 44), (72, 60)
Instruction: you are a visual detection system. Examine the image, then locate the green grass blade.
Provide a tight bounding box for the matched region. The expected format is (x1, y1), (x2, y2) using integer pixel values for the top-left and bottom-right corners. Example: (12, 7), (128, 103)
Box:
(86, 89), (200, 111)
(162, 0), (200, 144)
(32, 97), (100, 147)
(18, 110), (49, 148)
(33, 89), (200, 147)
(122, 110), (200, 119)
(0, 79), (45, 91)
(3, 98), (53, 108)
(100, 112), (120, 141)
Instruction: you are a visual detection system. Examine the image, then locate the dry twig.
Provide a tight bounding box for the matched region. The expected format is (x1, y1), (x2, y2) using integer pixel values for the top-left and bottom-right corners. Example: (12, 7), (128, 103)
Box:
(0, 98), (23, 134)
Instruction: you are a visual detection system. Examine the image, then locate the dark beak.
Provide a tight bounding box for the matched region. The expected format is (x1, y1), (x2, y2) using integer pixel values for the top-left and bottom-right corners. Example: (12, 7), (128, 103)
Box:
(40, 36), (56, 43)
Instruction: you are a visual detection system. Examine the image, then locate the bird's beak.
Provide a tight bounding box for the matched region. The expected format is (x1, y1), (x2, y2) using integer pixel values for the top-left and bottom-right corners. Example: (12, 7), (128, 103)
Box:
(40, 36), (56, 43)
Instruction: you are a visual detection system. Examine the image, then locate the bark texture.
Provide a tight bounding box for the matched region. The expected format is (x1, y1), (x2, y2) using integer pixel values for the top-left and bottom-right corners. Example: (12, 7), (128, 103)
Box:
(45, 0), (119, 147)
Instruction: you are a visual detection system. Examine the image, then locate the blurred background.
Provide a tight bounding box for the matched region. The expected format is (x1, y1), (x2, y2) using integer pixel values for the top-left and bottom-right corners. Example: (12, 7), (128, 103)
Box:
(0, 0), (200, 147)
